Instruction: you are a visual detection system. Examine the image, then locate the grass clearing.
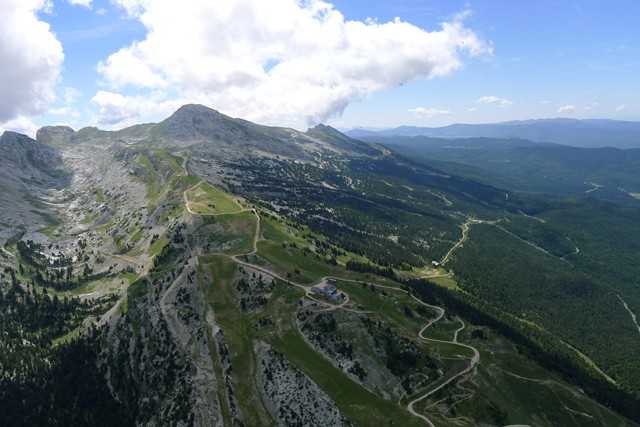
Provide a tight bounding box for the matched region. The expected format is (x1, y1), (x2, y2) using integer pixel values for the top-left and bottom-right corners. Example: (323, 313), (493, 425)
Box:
(257, 240), (334, 284)
(199, 254), (273, 426)
(260, 216), (307, 246)
(149, 235), (169, 258)
(38, 223), (62, 239)
(274, 329), (423, 427)
(185, 182), (243, 215)
(135, 153), (162, 201)
(52, 326), (83, 348)
(127, 278), (148, 300)
(429, 274), (459, 290)
(336, 279), (429, 333)
(135, 149), (186, 205)
(195, 211), (257, 255)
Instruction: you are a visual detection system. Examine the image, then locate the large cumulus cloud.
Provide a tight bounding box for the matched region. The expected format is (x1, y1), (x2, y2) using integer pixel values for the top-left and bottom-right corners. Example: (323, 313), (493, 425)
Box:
(0, 0), (63, 125)
(95, 0), (491, 128)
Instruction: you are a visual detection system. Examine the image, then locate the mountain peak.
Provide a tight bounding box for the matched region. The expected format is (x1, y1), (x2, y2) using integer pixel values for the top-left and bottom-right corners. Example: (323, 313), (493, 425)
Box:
(307, 124), (350, 140)
(36, 125), (76, 147)
(306, 123), (381, 156)
(0, 130), (34, 145)
(174, 103), (219, 114)
(154, 104), (244, 143)
(168, 104), (228, 122)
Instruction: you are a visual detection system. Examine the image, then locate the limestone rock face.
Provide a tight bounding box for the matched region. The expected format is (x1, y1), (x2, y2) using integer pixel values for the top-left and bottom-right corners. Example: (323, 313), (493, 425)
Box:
(255, 341), (351, 427)
(36, 125), (75, 147)
(0, 131), (68, 246)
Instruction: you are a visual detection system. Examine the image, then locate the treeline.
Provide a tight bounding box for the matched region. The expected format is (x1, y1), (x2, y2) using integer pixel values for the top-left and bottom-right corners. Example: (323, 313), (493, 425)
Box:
(233, 158), (448, 268)
(0, 271), (117, 385)
(346, 260), (397, 279)
(0, 272), (90, 346)
(402, 277), (640, 423)
(0, 330), (133, 427)
(16, 240), (103, 291)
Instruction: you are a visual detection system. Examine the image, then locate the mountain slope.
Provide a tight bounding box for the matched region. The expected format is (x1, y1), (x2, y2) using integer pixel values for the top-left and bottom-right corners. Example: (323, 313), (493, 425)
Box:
(0, 131), (68, 246)
(1, 107), (640, 427)
(367, 135), (640, 203)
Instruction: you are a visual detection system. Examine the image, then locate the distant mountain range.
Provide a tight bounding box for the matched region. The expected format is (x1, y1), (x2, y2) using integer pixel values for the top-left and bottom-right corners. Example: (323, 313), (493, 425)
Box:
(346, 118), (640, 149)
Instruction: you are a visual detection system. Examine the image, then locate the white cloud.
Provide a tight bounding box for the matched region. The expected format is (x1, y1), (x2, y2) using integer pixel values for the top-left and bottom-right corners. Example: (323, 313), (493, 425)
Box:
(63, 87), (82, 104)
(408, 107), (451, 118)
(467, 107), (477, 112)
(49, 107), (81, 118)
(91, 90), (182, 128)
(0, 0), (63, 123)
(0, 116), (40, 138)
(67, 0), (92, 8)
(96, 1), (491, 128)
(557, 105), (576, 114)
(616, 104), (626, 112)
(476, 96), (513, 107)
(37, 86), (83, 124)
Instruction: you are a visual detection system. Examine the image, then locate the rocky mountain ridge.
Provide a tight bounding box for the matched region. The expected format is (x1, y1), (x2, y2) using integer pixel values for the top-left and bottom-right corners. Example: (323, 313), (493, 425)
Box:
(1, 105), (639, 427)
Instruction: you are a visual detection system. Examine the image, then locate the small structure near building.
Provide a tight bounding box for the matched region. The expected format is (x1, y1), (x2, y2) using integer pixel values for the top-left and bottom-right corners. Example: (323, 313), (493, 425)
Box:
(432, 260), (441, 267)
(312, 280), (344, 302)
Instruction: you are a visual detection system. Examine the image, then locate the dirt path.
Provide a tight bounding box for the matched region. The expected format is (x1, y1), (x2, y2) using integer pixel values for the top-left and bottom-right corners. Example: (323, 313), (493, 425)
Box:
(453, 318), (465, 343)
(328, 276), (481, 426)
(617, 294), (640, 337)
(519, 210), (546, 224)
(407, 312), (480, 426)
(496, 367), (583, 396)
(494, 224), (572, 264)
(440, 221), (471, 266)
(183, 181), (203, 215)
(440, 218), (498, 266)
(249, 209), (260, 255)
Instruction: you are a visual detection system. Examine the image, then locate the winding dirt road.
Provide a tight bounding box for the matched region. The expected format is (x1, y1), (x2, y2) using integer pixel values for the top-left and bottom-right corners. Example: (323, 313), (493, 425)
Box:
(327, 276), (481, 426)
(185, 198), (351, 312)
(407, 301), (480, 426)
(184, 186), (481, 426)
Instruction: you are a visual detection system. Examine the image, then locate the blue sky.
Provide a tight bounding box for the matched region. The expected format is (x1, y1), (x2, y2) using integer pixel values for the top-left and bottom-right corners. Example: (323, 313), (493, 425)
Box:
(330, 0), (640, 127)
(3, 0), (639, 134)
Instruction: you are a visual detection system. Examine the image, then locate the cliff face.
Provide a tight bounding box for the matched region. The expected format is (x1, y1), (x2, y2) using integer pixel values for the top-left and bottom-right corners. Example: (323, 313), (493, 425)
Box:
(0, 131), (67, 181)
(36, 125), (75, 148)
(0, 131), (69, 246)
